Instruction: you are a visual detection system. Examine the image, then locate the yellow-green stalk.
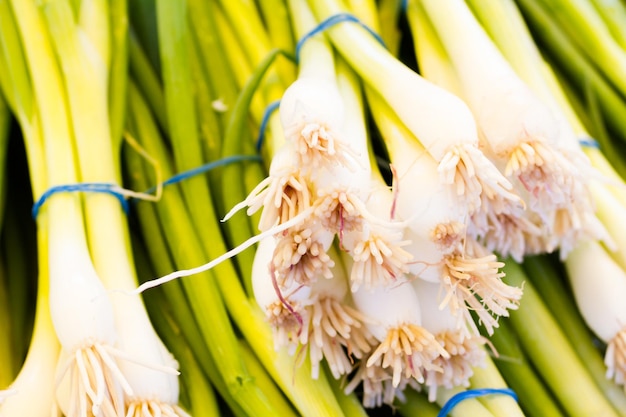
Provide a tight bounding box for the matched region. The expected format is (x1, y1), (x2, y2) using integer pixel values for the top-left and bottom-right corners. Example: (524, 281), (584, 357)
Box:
(469, 355), (526, 417)
(124, 133), (249, 417)
(481, 317), (565, 417)
(397, 389), (442, 417)
(588, 0), (626, 49)
(128, 33), (168, 133)
(9, 1), (132, 415)
(0, 4), (58, 414)
(523, 254), (626, 416)
(513, 0), (626, 163)
(42, 1), (187, 414)
(522, 0), (626, 97)
(435, 386), (498, 417)
(126, 78), (347, 416)
(215, 0), (291, 88)
(504, 261), (620, 417)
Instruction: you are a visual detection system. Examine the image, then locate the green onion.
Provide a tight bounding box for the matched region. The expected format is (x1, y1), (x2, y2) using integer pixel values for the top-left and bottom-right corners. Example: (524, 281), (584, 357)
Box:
(523, 255), (626, 416)
(472, 330), (564, 417)
(504, 261), (620, 417)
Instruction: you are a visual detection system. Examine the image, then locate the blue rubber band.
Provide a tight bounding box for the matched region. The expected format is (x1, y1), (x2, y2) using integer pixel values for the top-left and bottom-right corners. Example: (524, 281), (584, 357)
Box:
(256, 100), (281, 152)
(578, 136), (600, 148)
(32, 182), (129, 219)
(437, 388), (518, 417)
(140, 154), (263, 197)
(295, 13), (386, 63)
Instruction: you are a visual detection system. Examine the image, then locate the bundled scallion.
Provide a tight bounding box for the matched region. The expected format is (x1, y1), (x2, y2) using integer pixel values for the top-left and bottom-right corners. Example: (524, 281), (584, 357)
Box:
(4, 0), (626, 416)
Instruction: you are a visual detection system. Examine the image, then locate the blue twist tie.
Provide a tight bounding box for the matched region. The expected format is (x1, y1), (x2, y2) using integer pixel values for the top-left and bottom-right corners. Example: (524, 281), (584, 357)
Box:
(437, 388), (518, 417)
(32, 182), (129, 219)
(295, 13), (386, 63)
(256, 100), (281, 152)
(578, 136), (600, 148)
(140, 154), (263, 197)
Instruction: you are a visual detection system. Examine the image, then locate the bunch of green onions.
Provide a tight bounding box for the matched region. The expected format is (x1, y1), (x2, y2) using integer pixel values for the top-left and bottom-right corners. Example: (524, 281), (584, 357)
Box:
(2, 0), (626, 416)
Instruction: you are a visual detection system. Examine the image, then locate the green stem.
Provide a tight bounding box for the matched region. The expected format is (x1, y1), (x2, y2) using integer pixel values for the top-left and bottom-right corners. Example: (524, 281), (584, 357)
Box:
(156, 0), (214, 218)
(376, 0), (402, 56)
(322, 364), (369, 417)
(518, 0), (626, 97)
(0, 0), (45, 199)
(124, 132), (247, 417)
(187, 0), (239, 128)
(108, 0), (128, 152)
(436, 386), (497, 417)
(480, 320), (564, 417)
(257, 0), (297, 83)
(588, 0), (626, 49)
(176, 343), (220, 417)
(397, 389), (441, 417)
(216, 0), (290, 87)
(129, 82), (346, 416)
(127, 82), (282, 416)
(239, 341), (299, 417)
(187, 34), (222, 163)
(504, 261), (620, 417)
(128, 31), (168, 133)
(523, 255), (626, 417)
(220, 49), (284, 293)
(469, 354), (526, 417)
(514, 0), (626, 151)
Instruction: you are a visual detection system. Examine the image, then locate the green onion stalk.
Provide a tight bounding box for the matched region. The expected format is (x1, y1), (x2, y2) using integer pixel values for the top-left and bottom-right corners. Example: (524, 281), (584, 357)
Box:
(397, 389), (442, 417)
(465, 2), (626, 410)
(513, 0), (626, 162)
(124, 69), (346, 415)
(0, 14), (45, 408)
(130, 235), (229, 417)
(42, 0), (192, 415)
(0, 1), (63, 415)
(128, 32), (168, 133)
(125, 83), (290, 416)
(523, 255), (626, 416)
(475, 320), (564, 417)
(588, 0), (626, 49)
(215, 0), (292, 90)
(468, 355), (526, 417)
(152, 2), (324, 414)
(123, 120), (250, 417)
(518, 0), (626, 98)
(504, 262), (620, 417)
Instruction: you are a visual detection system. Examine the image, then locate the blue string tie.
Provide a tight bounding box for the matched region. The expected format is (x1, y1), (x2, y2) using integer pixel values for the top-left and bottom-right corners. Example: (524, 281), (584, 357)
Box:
(32, 155), (263, 218)
(437, 388), (518, 417)
(578, 136), (600, 148)
(139, 154), (263, 197)
(295, 13), (386, 63)
(32, 182), (129, 219)
(255, 100), (281, 152)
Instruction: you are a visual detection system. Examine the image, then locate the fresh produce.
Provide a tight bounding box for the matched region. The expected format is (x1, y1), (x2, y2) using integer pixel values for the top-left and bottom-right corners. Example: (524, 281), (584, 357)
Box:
(1, 0), (626, 416)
